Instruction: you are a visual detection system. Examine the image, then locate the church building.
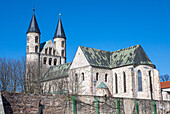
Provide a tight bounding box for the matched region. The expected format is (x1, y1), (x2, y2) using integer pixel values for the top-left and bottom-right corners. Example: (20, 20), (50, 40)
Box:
(26, 9), (162, 100)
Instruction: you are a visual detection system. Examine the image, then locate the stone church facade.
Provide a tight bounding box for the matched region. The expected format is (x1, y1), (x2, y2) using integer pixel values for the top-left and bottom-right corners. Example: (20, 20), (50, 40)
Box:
(26, 10), (162, 100)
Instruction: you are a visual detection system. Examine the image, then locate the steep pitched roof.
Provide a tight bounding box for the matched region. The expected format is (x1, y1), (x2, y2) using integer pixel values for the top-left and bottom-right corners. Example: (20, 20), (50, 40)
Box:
(27, 13), (40, 34)
(80, 46), (110, 68)
(97, 82), (108, 89)
(80, 45), (153, 69)
(54, 17), (66, 38)
(41, 62), (72, 82)
(110, 45), (152, 68)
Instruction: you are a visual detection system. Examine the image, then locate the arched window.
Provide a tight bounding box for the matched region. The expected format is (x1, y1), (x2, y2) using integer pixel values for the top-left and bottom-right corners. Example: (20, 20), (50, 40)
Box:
(115, 73), (118, 93)
(105, 74), (107, 82)
(123, 72), (126, 93)
(45, 48), (48, 54)
(62, 50), (64, 56)
(82, 73), (85, 81)
(49, 48), (52, 55)
(53, 50), (55, 55)
(96, 73), (99, 81)
(49, 58), (52, 65)
(43, 57), (47, 64)
(27, 45), (29, 52)
(62, 41), (65, 47)
(54, 41), (56, 45)
(35, 46), (38, 53)
(35, 36), (38, 43)
(54, 59), (57, 66)
(138, 70), (142, 91)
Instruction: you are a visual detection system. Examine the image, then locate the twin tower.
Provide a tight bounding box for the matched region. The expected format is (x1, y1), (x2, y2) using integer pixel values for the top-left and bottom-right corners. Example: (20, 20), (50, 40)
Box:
(26, 9), (66, 69)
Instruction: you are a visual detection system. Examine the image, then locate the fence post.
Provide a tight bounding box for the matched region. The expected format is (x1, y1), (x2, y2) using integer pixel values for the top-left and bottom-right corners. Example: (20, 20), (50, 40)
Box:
(135, 100), (139, 114)
(116, 99), (120, 114)
(94, 97), (99, 114)
(153, 101), (156, 114)
(72, 96), (76, 114)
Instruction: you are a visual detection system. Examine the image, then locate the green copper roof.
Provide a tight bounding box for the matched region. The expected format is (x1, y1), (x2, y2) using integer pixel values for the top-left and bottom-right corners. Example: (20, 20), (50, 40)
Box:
(40, 41), (49, 52)
(80, 45), (153, 69)
(97, 82), (108, 89)
(41, 62), (72, 82)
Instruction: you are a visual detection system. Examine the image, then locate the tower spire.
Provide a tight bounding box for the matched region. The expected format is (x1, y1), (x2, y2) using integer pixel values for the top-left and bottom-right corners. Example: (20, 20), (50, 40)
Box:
(54, 14), (66, 38)
(27, 8), (40, 34)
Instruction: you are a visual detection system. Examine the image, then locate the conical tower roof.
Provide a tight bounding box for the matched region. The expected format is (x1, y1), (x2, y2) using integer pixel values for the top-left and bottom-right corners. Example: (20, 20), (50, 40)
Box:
(27, 10), (40, 34)
(54, 15), (66, 38)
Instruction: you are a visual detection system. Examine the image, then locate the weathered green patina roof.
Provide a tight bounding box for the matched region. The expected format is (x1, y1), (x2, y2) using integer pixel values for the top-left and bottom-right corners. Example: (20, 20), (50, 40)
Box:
(41, 62), (72, 82)
(40, 41), (49, 52)
(80, 45), (153, 68)
(97, 82), (108, 89)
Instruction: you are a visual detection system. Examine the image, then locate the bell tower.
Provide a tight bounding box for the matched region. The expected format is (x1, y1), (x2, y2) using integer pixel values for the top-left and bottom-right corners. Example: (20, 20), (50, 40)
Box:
(53, 14), (66, 64)
(26, 8), (41, 94)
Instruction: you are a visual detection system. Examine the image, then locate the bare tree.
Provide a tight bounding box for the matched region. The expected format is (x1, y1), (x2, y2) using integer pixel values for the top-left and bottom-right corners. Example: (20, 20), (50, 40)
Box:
(160, 74), (170, 82)
(0, 57), (26, 92)
(69, 70), (85, 95)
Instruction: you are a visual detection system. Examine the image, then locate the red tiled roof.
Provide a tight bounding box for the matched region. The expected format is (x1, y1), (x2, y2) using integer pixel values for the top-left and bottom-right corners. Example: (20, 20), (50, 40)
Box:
(160, 81), (170, 89)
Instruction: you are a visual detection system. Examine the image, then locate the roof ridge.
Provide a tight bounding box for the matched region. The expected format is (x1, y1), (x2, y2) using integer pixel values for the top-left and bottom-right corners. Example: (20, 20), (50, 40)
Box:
(111, 44), (140, 53)
(80, 46), (110, 53)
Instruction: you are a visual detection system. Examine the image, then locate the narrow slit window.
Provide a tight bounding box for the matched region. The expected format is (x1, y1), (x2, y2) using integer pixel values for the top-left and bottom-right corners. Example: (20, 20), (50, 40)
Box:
(49, 58), (52, 65)
(138, 70), (143, 91)
(123, 72), (126, 93)
(82, 73), (85, 81)
(105, 74), (107, 82)
(96, 73), (99, 81)
(115, 73), (118, 93)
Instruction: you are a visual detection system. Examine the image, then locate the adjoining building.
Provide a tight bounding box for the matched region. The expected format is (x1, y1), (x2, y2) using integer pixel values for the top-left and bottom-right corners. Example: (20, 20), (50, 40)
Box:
(26, 9), (162, 100)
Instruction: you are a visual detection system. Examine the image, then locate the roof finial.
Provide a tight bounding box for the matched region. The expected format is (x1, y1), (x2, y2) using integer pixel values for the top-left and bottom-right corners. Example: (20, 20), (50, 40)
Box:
(59, 13), (61, 17)
(33, 5), (35, 12)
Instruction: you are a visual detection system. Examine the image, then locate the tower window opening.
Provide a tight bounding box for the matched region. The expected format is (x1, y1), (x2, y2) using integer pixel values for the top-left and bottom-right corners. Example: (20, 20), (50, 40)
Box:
(35, 46), (38, 53)
(61, 50), (64, 57)
(123, 72), (126, 93)
(45, 48), (48, 55)
(62, 41), (65, 47)
(44, 57), (47, 64)
(49, 58), (52, 65)
(54, 59), (57, 66)
(35, 36), (38, 43)
(96, 73), (99, 81)
(54, 41), (56, 45)
(105, 74), (108, 82)
(49, 48), (52, 55)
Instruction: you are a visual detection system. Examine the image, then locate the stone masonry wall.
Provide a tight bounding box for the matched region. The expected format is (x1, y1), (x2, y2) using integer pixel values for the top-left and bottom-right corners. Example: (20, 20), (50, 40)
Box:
(1, 92), (170, 114)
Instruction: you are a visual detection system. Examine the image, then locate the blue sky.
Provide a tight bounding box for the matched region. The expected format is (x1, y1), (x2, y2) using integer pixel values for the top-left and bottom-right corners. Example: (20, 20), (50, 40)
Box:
(0, 0), (170, 75)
